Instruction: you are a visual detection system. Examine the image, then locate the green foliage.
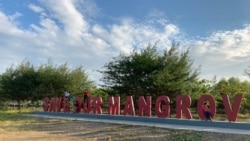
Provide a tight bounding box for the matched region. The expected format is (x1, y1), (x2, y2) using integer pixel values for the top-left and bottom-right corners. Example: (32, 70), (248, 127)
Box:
(66, 66), (94, 96)
(100, 42), (201, 100)
(211, 77), (250, 113)
(0, 61), (38, 108)
(35, 62), (67, 98)
(153, 43), (200, 97)
(0, 60), (94, 102)
(185, 78), (216, 107)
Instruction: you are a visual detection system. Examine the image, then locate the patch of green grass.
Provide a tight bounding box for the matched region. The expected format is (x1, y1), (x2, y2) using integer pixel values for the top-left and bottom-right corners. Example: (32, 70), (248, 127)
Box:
(0, 109), (34, 121)
(242, 137), (250, 141)
(116, 124), (131, 131)
(0, 111), (20, 121)
(149, 127), (162, 134)
(169, 131), (202, 141)
(0, 110), (39, 131)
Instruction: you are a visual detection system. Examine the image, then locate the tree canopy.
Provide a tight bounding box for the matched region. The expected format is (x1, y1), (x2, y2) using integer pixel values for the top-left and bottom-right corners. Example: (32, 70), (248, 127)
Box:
(99, 42), (200, 100)
(0, 60), (94, 103)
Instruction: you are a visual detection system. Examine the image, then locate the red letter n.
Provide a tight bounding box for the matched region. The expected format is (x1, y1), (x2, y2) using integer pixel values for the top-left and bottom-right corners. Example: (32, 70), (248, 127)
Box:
(138, 96), (151, 117)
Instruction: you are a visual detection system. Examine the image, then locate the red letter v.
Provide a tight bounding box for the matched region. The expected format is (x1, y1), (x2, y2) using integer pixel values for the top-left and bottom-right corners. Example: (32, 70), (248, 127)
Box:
(222, 94), (243, 122)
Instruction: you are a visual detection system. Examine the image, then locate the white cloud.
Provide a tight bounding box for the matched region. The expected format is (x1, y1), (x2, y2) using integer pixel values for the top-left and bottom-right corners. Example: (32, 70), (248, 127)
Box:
(40, 0), (89, 40)
(8, 12), (22, 22)
(28, 4), (44, 13)
(0, 12), (23, 35)
(0, 0), (250, 85)
(188, 25), (250, 80)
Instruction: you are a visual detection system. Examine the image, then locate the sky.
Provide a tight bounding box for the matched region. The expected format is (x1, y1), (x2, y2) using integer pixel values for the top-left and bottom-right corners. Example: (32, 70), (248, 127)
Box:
(0, 0), (250, 85)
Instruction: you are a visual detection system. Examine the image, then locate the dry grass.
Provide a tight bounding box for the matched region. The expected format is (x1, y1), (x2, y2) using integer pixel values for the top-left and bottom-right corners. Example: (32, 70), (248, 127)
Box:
(0, 111), (250, 141)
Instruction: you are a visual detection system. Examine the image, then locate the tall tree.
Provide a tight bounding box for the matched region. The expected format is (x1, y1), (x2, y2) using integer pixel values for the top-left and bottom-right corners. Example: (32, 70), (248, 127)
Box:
(66, 66), (94, 96)
(36, 61), (94, 98)
(35, 62), (68, 98)
(100, 42), (200, 100)
(100, 43), (159, 96)
(0, 61), (38, 108)
(153, 43), (200, 98)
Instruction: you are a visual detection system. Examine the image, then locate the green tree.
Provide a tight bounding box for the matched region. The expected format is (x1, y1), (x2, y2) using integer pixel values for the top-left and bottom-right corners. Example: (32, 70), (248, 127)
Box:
(36, 61), (94, 98)
(35, 62), (68, 98)
(100, 43), (159, 97)
(211, 77), (250, 113)
(187, 78), (216, 101)
(0, 61), (38, 109)
(153, 43), (200, 98)
(66, 66), (94, 96)
(0, 60), (94, 103)
(212, 77), (245, 98)
(100, 42), (200, 101)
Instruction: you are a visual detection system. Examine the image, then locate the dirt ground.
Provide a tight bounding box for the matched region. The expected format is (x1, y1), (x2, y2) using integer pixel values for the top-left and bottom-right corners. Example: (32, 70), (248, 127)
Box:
(0, 117), (250, 141)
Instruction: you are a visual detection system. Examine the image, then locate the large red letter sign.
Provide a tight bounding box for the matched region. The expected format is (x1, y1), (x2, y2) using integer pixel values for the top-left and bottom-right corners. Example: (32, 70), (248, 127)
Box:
(155, 96), (170, 118)
(123, 96), (135, 116)
(83, 97), (92, 113)
(197, 94), (216, 119)
(49, 97), (63, 112)
(74, 97), (82, 113)
(108, 96), (120, 115)
(176, 95), (192, 119)
(92, 97), (103, 114)
(222, 94), (243, 122)
(43, 98), (49, 111)
(63, 97), (70, 112)
(138, 96), (151, 117)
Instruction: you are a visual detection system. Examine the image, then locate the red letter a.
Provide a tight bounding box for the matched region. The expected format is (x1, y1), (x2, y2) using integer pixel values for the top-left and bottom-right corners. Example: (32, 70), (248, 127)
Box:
(123, 96), (135, 116)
